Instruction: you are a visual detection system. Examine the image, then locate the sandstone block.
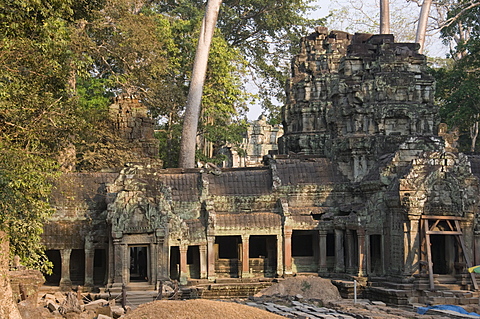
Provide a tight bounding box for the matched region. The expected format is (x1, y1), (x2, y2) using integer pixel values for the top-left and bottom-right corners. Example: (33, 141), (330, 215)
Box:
(83, 298), (108, 311)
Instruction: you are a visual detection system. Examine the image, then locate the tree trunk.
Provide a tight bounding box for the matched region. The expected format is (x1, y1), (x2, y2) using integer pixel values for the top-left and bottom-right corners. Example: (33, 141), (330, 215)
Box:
(415, 0), (433, 54)
(379, 0), (390, 34)
(178, 0), (223, 168)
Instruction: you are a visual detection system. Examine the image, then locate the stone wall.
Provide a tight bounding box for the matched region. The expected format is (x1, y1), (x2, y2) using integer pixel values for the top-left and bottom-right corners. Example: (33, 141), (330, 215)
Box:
(0, 232), (22, 319)
(109, 96), (160, 159)
(280, 28), (437, 182)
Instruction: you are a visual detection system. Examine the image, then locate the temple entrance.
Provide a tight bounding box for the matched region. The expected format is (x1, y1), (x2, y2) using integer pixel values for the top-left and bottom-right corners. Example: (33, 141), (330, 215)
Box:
(369, 234), (383, 275)
(249, 235), (277, 277)
(130, 246), (148, 282)
(45, 250), (61, 285)
(215, 236), (240, 278)
(431, 235), (455, 274)
(292, 230), (317, 273)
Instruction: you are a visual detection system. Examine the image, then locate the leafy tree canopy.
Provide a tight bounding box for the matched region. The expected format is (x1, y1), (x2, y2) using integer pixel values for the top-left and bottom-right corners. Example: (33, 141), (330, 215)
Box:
(435, 0), (480, 152)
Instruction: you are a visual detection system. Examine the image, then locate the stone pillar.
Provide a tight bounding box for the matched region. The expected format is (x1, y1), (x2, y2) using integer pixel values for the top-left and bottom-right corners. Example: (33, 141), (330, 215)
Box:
(200, 244), (207, 279)
(84, 244), (95, 289)
(107, 237), (114, 286)
(404, 217), (420, 276)
(150, 243), (156, 284)
(284, 227), (293, 275)
(345, 229), (355, 274)
(357, 228), (367, 276)
(59, 249), (72, 289)
(241, 235), (250, 278)
(334, 229), (345, 273)
(121, 243), (129, 285)
(318, 230), (328, 274)
(207, 236), (216, 280)
(179, 246), (188, 285)
(276, 234), (284, 276)
(475, 231), (480, 265)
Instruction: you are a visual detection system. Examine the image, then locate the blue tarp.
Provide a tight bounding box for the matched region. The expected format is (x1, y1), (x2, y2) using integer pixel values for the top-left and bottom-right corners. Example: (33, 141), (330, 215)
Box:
(417, 305), (480, 317)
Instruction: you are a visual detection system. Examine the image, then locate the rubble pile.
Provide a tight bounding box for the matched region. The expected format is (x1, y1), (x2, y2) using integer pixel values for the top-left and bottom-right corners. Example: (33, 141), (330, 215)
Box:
(31, 292), (128, 319)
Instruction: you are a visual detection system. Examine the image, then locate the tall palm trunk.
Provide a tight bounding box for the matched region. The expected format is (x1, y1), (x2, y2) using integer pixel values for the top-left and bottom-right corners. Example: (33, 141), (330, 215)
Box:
(416, 0), (433, 54)
(380, 0), (390, 34)
(178, 0), (223, 168)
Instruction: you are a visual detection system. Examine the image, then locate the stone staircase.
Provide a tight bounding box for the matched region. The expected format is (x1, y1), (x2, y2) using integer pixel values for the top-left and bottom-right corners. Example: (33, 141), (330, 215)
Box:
(122, 290), (159, 309)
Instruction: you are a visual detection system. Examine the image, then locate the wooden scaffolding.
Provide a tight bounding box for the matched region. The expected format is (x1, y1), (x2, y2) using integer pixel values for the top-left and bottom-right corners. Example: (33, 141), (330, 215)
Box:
(421, 215), (478, 291)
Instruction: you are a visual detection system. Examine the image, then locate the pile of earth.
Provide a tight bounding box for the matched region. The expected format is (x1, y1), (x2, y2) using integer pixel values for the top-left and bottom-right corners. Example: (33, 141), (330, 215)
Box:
(254, 276), (342, 303)
(122, 299), (283, 319)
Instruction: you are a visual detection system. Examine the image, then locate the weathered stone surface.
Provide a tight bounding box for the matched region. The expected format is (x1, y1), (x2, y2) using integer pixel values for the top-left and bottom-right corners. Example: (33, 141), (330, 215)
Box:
(42, 27), (480, 308)
(0, 232), (22, 319)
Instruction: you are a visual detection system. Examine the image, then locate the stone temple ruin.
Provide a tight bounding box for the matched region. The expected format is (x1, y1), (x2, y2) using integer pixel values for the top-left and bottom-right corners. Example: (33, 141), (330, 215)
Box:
(43, 28), (480, 305)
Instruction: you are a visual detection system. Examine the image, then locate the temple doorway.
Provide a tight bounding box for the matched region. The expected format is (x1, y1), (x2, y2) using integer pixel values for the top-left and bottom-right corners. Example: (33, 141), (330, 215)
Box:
(130, 246), (148, 282)
(431, 235), (455, 274)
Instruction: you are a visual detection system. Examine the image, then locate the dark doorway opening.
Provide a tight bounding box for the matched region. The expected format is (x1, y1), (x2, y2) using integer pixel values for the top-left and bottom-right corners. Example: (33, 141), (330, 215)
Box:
(187, 245), (200, 279)
(93, 249), (107, 285)
(45, 250), (61, 285)
(292, 231), (313, 257)
(431, 235), (456, 274)
(370, 235), (382, 274)
(215, 236), (240, 278)
(70, 249), (85, 285)
(249, 235), (277, 277)
(170, 246), (180, 280)
(130, 246), (148, 282)
(216, 236), (240, 259)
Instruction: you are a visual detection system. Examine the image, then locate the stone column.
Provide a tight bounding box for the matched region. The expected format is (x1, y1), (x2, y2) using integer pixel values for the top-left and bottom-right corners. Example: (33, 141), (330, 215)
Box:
(276, 234), (284, 276)
(179, 246), (188, 285)
(284, 227), (293, 275)
(84, 245), (95, 290)
(199, 244), (207, 279)
(475, 231), (480, 265)
(334, 229), (345, 273)
(357, 228), (367, 276)
(59, 249), (72, 290)
(121, 243), (129, 285)
(241, 235), (250, 278)
(108, 236), (114, 286)
(403, 217), (420, 276)
(345, 229), (355, 274)
(207, 236), (216, 280)
(112, 238), (123, 287)
(318, 230), (327, 274)
(150, 243), (156, 284)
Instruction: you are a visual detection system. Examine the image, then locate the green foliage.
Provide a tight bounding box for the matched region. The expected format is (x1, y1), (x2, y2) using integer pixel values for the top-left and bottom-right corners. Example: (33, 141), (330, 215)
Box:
(157, 0), (321, 122)
(0, 146), (56, 273)
(0, 0), (81, 271)
(435, 1), (480, 152)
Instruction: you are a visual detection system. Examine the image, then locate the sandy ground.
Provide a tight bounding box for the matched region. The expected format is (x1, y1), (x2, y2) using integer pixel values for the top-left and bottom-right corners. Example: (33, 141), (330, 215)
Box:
(122, 299), (284, 319)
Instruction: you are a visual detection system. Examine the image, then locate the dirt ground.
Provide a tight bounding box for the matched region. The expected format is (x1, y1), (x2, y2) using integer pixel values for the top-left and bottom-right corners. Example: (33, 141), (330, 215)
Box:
(122, 276), (457, 319)
(122, 299), (284, 319)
